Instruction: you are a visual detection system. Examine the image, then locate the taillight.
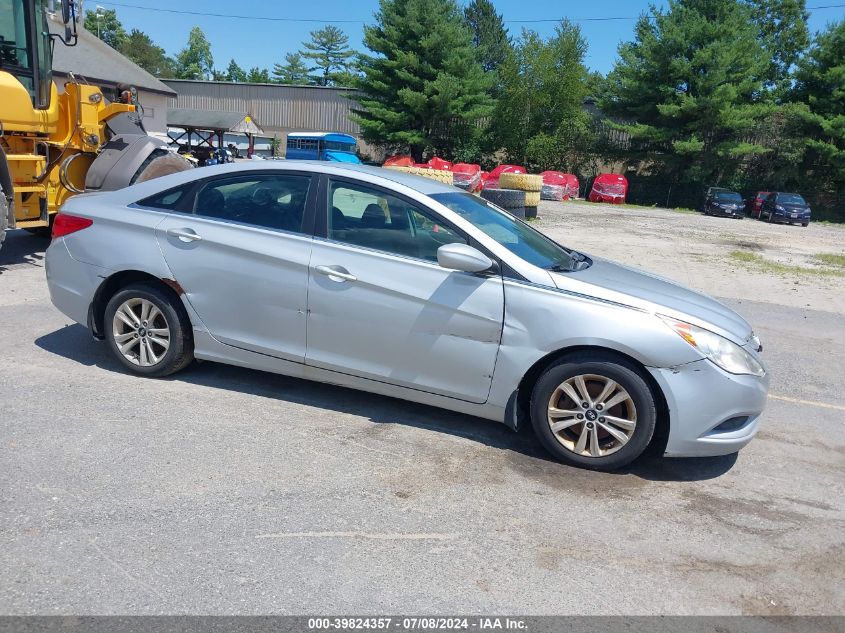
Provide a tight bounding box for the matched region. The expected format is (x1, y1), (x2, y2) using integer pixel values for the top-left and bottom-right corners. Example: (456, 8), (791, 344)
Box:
(52, 213), (93, 239)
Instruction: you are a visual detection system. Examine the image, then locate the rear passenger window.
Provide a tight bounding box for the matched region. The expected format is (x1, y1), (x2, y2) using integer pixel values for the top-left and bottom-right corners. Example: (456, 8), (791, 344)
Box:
(193, 174), (311, 234)
(329, 180), (465, 262)
(138, 185), (191, 210)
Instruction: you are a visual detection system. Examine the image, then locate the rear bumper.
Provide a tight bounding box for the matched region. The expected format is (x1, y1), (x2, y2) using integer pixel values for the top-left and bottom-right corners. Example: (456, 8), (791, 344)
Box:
(45, 238), (108, 327)
(648, 359), (769, 457)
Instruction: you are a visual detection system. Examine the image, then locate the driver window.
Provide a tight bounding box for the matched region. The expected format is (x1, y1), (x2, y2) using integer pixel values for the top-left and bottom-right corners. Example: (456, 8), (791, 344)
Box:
(193, 174), (311, 234)
(329, 180), (465, 262)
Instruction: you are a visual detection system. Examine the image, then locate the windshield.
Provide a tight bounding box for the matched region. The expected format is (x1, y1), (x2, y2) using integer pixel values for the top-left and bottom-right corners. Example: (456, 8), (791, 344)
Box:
(0, 0), (52, 108)
(430, 192), (577, 271)
(778, 193), (806, 205)
(715, 192), (742, 202)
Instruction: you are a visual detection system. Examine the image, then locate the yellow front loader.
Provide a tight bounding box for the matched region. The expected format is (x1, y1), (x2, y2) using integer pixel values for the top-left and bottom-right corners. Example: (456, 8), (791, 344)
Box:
(0, 0), (189, 248)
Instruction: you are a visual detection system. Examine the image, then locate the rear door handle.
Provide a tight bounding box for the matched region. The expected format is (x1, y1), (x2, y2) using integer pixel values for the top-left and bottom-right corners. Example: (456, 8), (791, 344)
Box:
(166, 227), (202, 243)
(314, 265), (357, 282)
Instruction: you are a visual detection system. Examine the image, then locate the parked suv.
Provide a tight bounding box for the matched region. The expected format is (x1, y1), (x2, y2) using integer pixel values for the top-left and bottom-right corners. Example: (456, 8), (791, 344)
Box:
(759, 192), (811, 226)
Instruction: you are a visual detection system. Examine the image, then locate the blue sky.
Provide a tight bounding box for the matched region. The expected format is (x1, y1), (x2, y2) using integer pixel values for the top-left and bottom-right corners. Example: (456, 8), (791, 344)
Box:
(91, 0), (845, 75)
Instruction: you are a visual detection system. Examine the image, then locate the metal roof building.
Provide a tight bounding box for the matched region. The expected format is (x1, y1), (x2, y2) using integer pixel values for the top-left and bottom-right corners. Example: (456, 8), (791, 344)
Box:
(162, 79), (360, 139)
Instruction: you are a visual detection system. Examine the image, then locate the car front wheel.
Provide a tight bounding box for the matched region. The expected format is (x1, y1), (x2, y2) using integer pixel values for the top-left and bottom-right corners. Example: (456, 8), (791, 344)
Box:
(104, 283), (194, 377)
(530, 353), (657, 470)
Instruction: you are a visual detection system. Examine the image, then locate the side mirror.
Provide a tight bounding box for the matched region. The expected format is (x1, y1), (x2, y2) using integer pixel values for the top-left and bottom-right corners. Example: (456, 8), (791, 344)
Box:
(437, 243), (494, 274)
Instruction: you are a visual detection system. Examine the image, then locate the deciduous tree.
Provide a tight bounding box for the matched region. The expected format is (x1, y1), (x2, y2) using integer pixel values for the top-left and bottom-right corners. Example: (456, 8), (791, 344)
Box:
(84, 8), (126, 49)
(494, 22), (593, 171)
(175, 27), (214, 80)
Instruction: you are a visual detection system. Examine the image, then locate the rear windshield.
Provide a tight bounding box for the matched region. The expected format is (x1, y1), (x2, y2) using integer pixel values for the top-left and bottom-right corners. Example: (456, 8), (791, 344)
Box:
(777, 193), (806, 205)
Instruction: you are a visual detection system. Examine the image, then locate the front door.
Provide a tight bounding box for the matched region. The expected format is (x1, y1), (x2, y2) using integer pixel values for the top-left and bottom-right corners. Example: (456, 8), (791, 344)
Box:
(154, 171), (316, 362)
(305, 178), (504, 403)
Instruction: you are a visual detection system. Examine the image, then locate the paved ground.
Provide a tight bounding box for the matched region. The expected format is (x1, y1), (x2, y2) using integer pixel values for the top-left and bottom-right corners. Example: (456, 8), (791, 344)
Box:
(1, 203), (843, 615)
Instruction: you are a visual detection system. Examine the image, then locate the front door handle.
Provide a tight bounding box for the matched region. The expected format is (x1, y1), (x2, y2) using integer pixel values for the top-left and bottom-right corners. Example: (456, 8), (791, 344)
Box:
(314, 265), (357, 282)
(166, 227), (202, 242)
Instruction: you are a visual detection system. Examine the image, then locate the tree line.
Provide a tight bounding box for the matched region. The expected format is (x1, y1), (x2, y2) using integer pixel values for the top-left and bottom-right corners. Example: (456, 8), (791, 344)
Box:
(87, 1), (844, 219)
(83, 9), (358, 86)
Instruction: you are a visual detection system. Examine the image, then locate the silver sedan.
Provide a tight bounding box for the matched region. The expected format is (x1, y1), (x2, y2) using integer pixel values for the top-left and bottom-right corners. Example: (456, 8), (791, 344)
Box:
(45, 162), (769, 470)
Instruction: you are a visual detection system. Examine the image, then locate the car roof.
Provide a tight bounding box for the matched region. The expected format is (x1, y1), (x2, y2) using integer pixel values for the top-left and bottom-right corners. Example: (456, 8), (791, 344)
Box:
(97, 159), (459, 206)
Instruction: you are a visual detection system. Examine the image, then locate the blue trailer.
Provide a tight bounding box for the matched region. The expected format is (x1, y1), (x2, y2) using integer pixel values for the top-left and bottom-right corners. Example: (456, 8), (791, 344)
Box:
(285, 132), (361, 163)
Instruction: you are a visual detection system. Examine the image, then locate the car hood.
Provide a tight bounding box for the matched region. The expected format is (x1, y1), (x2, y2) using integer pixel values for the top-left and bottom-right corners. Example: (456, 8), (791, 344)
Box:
(550, 257), (753, 344)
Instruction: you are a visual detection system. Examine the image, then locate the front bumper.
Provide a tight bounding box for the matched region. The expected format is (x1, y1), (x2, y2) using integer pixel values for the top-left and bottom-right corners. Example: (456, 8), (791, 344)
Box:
(45, 238), (109, 327)
(772, 211), (810, 223)
(648, 358), (769, 457)
(708, 206), (743, 217)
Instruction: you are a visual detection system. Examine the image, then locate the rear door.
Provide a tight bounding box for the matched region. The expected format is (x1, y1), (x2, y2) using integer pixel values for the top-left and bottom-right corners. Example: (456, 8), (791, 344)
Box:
(152, 171), (317, 362)
(304, 177), (504, 403)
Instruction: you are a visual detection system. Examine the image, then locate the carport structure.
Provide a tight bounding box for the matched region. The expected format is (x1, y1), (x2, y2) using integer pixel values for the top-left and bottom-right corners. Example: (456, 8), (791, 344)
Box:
(166, 108), (265, 157)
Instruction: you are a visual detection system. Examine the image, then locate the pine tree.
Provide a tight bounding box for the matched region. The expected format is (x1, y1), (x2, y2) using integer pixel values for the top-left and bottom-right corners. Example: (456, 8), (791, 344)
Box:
(745, 0), (810, 95)
(600, 0), (771, 186)
(463, 0), (510, 73)
(246, 67), (271, 83)
(301, 26), (356, 86)
(174, 27), (214, 80)
(226, 59), (247, 82)
(353, 0), (494, 161)
(793, 20), (845, 191)
(272, 53), (311, 85)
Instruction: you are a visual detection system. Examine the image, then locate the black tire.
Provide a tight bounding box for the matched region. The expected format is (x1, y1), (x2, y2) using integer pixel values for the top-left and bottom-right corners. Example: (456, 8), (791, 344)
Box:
(529, 352), (657, 471)
(509, 205), (526, 219)
(480, 187), (526, 209)
(130, 149), (192, 185)
(104, 282), (194, 377)
(802, 222), (809, 227)
(525, 206), (538, 219)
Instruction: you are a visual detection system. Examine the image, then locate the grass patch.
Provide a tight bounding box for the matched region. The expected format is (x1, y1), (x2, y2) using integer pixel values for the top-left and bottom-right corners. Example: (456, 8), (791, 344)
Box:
(815, 253), (845, 268)
(728, 250), (845, 277)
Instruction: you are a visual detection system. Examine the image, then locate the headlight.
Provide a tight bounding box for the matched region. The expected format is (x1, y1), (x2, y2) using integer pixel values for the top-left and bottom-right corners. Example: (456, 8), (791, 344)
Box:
(659, 316), (765, 376)
(776, 204), (785, 211)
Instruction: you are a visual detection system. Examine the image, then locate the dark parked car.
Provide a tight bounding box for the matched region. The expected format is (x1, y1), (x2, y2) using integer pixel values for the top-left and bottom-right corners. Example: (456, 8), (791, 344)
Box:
(759, 192), (811, 226)
(703, 188), (744, 218)
(746, 191), (770, 218)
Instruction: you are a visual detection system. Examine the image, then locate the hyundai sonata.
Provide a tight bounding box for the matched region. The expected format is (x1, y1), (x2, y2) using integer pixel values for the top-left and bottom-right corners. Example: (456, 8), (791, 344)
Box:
(46, 162), (768, 470)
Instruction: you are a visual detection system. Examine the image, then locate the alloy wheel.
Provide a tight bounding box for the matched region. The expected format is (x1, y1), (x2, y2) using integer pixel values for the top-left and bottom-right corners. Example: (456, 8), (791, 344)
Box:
(546, 373), (637, 458)
(111, 298), (171, 367)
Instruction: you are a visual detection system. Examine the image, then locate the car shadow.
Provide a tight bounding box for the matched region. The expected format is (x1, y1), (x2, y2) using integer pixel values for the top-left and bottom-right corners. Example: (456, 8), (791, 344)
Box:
(0, 230), (48, 273)
(35, 324), (738, 483)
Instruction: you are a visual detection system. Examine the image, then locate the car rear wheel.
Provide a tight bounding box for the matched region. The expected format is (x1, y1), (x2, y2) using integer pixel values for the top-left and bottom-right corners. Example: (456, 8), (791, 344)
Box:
(104, 283), (194, 377)
(529, 353), (657, 470)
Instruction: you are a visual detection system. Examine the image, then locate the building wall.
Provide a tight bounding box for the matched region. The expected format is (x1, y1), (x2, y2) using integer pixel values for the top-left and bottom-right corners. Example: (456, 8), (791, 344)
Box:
(163, 80), (360, 138)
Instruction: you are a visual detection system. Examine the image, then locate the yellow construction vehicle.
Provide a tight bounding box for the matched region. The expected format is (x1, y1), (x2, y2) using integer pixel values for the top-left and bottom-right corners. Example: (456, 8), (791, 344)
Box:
(0, 0), (190, 248)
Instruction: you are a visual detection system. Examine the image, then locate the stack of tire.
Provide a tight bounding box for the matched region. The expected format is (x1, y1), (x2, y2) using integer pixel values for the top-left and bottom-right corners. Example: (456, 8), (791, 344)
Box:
(499, 173), (542, 219)
(480, 188), (527, 219)
(384, 165), (454, 185)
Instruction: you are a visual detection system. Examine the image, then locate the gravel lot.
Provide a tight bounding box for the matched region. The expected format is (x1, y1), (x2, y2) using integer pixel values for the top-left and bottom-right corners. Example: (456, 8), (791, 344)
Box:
(1, 202), (843, 615)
